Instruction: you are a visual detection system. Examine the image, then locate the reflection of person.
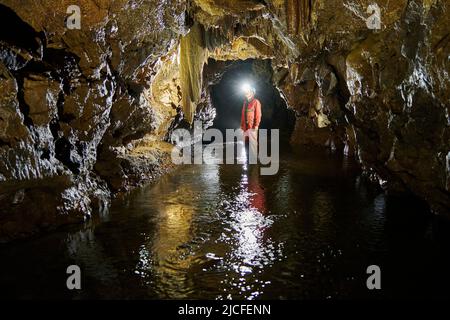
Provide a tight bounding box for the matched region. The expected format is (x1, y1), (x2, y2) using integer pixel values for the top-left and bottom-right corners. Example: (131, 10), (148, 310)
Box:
(247, 164), (266, 213)
(240, 85), (262, 163)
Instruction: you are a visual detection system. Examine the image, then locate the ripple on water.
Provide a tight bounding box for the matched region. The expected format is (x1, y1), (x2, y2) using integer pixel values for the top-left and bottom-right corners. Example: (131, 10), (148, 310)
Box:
(0, 147), (448, 299)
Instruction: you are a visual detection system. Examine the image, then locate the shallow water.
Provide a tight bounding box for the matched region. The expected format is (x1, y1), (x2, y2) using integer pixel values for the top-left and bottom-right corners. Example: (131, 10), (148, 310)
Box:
(0, 145), (449, 299)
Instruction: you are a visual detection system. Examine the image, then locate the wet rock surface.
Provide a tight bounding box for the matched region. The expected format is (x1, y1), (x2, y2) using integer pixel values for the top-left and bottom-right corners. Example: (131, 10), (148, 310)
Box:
(0, 0), (449, 241)
(0, 0), (188, 241)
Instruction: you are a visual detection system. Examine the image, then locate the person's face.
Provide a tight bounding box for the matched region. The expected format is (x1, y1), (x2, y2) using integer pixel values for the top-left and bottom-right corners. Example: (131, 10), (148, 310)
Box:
(245, 89), (254, 101)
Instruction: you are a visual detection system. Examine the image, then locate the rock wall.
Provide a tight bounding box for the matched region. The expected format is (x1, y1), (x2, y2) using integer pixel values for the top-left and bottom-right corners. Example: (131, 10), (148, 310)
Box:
(237, 0), (448, 217)
(343, 1), (449, 215)
(0, 0), (188, 240)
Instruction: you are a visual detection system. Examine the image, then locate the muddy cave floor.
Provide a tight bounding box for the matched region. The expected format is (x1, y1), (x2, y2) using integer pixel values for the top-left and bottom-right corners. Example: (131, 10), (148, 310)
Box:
(0, 145), (449, 300)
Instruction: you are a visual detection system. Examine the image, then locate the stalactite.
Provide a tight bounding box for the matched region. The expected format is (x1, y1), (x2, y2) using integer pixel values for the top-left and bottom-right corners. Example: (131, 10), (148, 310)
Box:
(284, 0), (313, 36)
(204, 26), (228, 51)
(179, 22), (208, 124)
(300, 0), (312, 31)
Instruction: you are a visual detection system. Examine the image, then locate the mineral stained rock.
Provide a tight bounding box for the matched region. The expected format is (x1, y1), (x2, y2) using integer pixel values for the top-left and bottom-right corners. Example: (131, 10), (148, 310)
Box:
(0, 0), (448, 240)
(0, 0), (188, 241)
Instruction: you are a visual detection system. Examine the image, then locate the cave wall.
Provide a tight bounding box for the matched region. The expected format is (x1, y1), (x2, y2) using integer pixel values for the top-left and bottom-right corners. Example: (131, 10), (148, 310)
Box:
(343, 1), (449, 215)
(0, 0), (448, 240)
(292, 0), (449, 215)
(0, 0), (189, 240)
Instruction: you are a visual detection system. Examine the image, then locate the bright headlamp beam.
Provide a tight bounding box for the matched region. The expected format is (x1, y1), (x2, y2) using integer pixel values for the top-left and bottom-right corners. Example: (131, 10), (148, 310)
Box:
(241, 82), (253, 93)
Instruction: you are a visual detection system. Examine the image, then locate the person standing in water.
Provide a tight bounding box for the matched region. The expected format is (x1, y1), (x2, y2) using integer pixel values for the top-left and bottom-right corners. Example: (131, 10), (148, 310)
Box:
(240, 84), (262, 163)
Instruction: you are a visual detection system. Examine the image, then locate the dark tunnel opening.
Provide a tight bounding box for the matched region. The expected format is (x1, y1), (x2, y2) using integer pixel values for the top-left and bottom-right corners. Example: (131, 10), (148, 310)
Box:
(208, 59), (296, 144)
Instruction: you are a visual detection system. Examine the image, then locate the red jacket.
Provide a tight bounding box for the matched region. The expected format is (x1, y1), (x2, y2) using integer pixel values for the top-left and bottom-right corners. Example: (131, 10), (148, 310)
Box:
(241, 98), (262, 131)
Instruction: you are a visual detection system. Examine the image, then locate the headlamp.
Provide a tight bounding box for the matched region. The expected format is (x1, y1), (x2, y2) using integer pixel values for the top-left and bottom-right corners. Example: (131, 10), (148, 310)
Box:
(241, 82), (255, 94)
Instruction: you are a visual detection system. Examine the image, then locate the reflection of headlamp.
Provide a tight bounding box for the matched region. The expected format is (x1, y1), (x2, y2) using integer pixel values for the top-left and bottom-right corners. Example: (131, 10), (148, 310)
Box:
(241, 82), (255, 94)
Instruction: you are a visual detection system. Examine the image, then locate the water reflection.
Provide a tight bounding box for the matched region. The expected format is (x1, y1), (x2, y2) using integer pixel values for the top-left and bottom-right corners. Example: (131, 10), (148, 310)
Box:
(132, 142), (281, 299)
(134, 180), (199, 298)
(215, 163), (284, 300)
(1, 146), (449, 299)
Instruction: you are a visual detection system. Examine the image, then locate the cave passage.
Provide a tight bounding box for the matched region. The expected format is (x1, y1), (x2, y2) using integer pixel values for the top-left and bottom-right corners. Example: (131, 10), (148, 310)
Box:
(0, 0), (449, 303)
(209, 59), (295, 144)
